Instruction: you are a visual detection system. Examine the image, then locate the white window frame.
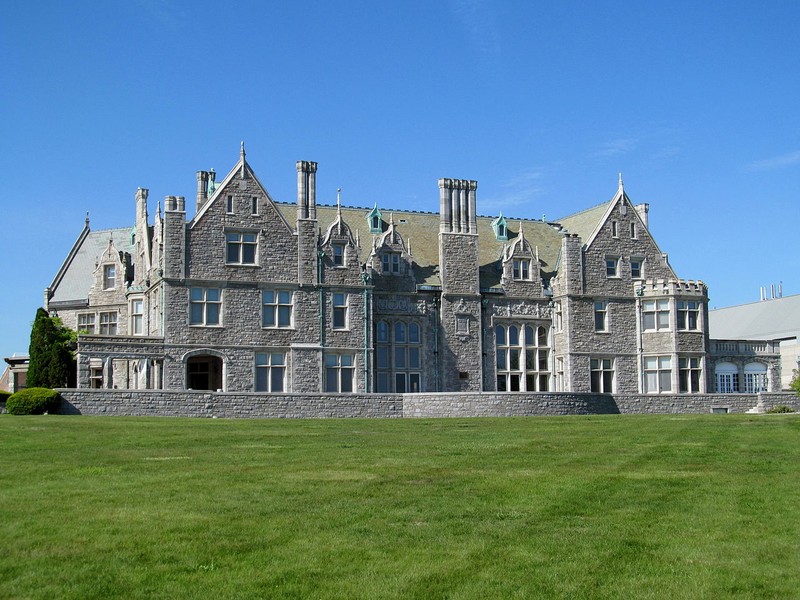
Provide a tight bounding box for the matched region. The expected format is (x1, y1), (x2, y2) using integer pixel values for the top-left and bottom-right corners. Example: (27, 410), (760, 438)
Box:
(744, 363), (767, 393)
(262, 290), (293, 328)
(130, 299), (144, 335)
(594, 300), (608, 332)
(333, 243), (345, 267)
(78, 313), (96, 334)
(255, 352), (286, 392)
(679, 356), (702, 393)
(676, 300), (700, 331)
(190, 287), (222, 326)
(512, 258), (530, 280)
(332, 292), (348, 330)
(325, 353), (355, 392)
(642, 299), (670, 331)
(645, 355), (672, 393)
(99, 311), (118, 335)
(590, 357), (614, 393)
(495, 323), (550, 392)
(103, 264), (116, 290)
(715, 363), (739, 393)
(382, 252), (401, 274)
(605, 256), (620, 278)
(630, 257), (644, 279)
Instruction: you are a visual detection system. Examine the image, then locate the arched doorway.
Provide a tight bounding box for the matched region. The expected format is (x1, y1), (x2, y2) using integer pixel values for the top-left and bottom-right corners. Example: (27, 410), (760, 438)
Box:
(744, 362), (768, 393)
(186, 354), (223, 391)
(715, 362), (738, 393)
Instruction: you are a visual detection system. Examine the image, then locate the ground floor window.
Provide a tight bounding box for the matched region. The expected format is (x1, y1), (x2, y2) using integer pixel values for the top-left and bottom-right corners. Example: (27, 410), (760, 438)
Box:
(744, 362), (767, 393)
(496, 323), (550, 392)
(375, 320), (422, 392)
(644, 356), (672, 393)
(325, 353), (355, 392)
(590, 358), (614, 393)
(679, 357), (702, 393)
(187, 355), (223, 391)
(715, 362), (739, 393)
(255, 352), (286, 392)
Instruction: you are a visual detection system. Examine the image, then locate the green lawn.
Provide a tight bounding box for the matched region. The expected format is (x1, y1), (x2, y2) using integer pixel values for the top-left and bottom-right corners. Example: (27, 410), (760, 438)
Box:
(1, 413), (799, 599)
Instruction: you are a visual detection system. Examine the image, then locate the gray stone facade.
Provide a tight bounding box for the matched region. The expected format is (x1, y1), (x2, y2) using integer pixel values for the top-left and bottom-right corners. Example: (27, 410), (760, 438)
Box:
(43, 148), (784, 408)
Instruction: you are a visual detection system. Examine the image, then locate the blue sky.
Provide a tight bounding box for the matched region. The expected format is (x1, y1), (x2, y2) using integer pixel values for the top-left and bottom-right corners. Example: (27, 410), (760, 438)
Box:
(2, 0), (798, 359)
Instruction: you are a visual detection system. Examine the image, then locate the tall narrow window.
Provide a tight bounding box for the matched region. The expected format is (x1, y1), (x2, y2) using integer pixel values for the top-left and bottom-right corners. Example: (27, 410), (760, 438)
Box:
(251, 196), (258, 215)
(130, 299), (144, 335)
(679, 357), (702, 393)
(645, 356), (672, 393)
(554, 301), (563, 332)
(611, 221), (619, 238)
(325, 354), (354, 392)
(255, 352), (285, 392)
(630, 257), (643, 279)
(594, 300), (608, 332)
(605, 257), (619, 277)
(226, 195), (234, 213)
(262, 290), (293, 328)
(226, 232), (258, 265)
(332, 293), (348, 329)
(190, 287), (221, 326)
(103, 265), (116, 290)
(333, 243), (345, 266)
(590, 358), (614, 393)
(630, 222), (638, 239)
(677, 300), (700, 331)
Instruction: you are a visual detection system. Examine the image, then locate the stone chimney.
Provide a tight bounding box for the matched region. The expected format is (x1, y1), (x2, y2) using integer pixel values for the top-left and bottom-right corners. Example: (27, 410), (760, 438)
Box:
(296, 161), (318, 220)
(635, 203), (649, 229)
(196, 171), (209, 213)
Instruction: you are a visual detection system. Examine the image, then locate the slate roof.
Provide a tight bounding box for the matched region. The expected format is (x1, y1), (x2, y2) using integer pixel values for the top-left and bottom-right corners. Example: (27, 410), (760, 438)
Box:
(556, 201), (612, 245)
(48, 226), (133, 306)
(276, 203), (565, 288)
(708, 294), (800, 341)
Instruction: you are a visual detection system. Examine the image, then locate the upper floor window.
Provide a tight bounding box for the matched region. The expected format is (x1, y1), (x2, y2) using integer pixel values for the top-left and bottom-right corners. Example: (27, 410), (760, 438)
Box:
(676, 300), (700, 331)
(642, 299), (670, 331)
(99, 311), (118, 335)
(553, 301), (563, 332)
(130, 299), (144, 335)
(333, 292), (348, 329)
(513, 259), (530, 280)
(333, 243), (345, 267)
(605, 257), (619, 278)
(325, 353), (355, 392)
(226, 232), (258, 265)
(590, 358), (614, 393)
(382, 252), (401, 274)
(226, 195), (234, 213)
(78, 313), (95, 334)
(255, 352), (285, 392)
(190, 287), (221, 326)
(611, 221), (619, 238)
(103, 265), (116, 290)
(644, 356), (672, 393)
(262, 290), (293, 328)
(594, 300), (608, 332)
(630, 257), (644, 279)
(251, 196), (258, 215)
(630, 222), (638, 239)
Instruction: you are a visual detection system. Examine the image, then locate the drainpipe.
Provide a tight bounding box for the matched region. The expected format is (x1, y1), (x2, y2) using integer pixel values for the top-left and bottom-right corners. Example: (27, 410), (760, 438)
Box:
(362, 270), (372, 392)
(318, 251), (325, 348)
(433, 295), (440, 392)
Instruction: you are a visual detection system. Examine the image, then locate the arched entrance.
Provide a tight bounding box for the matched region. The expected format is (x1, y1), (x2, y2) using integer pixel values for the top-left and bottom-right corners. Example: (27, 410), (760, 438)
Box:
(186, 354), (223, 391)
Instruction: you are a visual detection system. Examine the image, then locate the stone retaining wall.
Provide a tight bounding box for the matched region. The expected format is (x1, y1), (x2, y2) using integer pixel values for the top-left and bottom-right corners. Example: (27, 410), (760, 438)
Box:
(51, 389), (800, 418)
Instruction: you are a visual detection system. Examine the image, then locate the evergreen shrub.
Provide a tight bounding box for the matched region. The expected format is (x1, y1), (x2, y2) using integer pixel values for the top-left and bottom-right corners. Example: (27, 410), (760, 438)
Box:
(6, 388), (62, 415)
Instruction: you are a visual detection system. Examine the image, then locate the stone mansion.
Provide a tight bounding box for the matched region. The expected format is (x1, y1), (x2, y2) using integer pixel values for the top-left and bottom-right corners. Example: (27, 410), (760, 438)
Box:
(44, 145), (782, 397)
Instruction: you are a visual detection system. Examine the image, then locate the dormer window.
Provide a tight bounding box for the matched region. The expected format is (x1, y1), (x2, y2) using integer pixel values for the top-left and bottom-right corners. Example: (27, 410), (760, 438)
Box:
(512, 258), (530, 280)
(382, 252), (401, 274)
(491, 214), (509, 241)
(333, 243), (345, 266)
(366, 205), (383, 234)
(103, 265), (116, 290)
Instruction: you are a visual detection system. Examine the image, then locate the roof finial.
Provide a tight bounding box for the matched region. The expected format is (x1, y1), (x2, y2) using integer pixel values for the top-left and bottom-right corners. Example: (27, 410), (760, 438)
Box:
(337, 188), (342, 210)
(240, 141), (247, 178)
(618, 172), (624, 191)
(85, 212), (90, 228)
(240, 141), (246, 159)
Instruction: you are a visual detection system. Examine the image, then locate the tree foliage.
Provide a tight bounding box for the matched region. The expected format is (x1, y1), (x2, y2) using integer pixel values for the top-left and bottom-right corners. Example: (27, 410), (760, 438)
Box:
(27, 308), (75, 388)
(791, 369), (800, 396)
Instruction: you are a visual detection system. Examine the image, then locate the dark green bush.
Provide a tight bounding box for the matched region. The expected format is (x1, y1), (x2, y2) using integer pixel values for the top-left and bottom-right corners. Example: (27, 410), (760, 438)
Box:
(766, 404), (795, 414)
(6, 388), (62, 415)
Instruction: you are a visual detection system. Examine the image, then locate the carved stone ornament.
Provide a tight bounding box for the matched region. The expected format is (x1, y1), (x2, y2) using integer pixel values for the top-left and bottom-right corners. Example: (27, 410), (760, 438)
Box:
(376, 297), (424, 314)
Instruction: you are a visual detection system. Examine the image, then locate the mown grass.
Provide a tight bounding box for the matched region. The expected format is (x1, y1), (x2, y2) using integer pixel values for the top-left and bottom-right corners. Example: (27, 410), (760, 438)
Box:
(1, 413), (799, 599)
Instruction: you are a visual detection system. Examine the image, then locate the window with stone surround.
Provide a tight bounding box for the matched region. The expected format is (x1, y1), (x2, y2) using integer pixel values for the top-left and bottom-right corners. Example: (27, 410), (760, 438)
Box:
(99, 311), (118, 335)
(679, 357), (702, 393)
(630, 222), (638, 239)
(611, 220), (619, 238)
(594, 300), (608, 332)
(130, 299), (144, 335)
(251, 196), (258, 215)
(226, 195), (234, 213)
(644, 356), (672, 393)
(554, 301), (562, 332)
(255, 352), (285, 392)
(605, 256), (619, 278)
(744, 362), (767, 393)
(381, 251), (401, 274)
(495, 323), (550, 392)
(333, 243), (345, 267)
(642, 299), (669, 331)
(226, 231), (258, 265)
(325, 353), (355, 392)
(630, 257), (644, 279)
(590, 357), (614, 393)
(262, 290), (293, 328)
(190, 287), (221, 326)
(512, 258), (530, 280)
(103, 264), (116, 290)
(78, 313), (95, 334)
(332, 292), (348, 329)
(375, 320), (422, 393)
(676, 300), (700, 331)
(715, 362), (739, 393)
